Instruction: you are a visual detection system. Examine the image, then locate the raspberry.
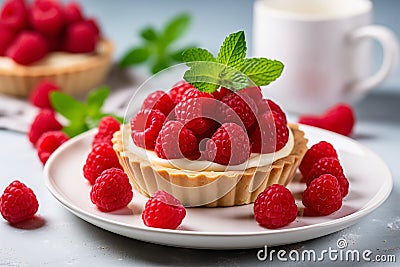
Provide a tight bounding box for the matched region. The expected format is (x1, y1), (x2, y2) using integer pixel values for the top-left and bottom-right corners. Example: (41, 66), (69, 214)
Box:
(302, 174), (342, 216)
(169, 80), (194, 104)
(29, 80), (60, 109)
(83, 143), (122, 185)
(204, 122), (251, 165)
(155, 121), (198, 159)
(130, 109), (166, 150)
(251, 111), (289, 153)
(28, 109), (63, 145)
(258, 99), (287, 124)
(85, 18), (100, 38)
(253, 184), (297, 229)
(63, 21), (97, 53)
(0, 180), (39, 224)
(299, 141), (338, 178)
(174, 97), (216, 135)
(90, 168), (133, 212)
(142, 190), (186, 230)
(92, 116), (121, 146)
(299, 103), (355, 136)
(30, 0), (65, 37)
(240, 86), (263, 102)
(221, 91), (257, 130)
(36, 130), (69, 165)
(307, 157), (349, 198)
(0, 26), (15, 56)
(218, 87), (233, 99)
(141, 90), (175, 117)
(181, 87), (215, 102)
(64, 1), (83, 25)
(6, 31), (48, 65)
(0, 0), (28, 32)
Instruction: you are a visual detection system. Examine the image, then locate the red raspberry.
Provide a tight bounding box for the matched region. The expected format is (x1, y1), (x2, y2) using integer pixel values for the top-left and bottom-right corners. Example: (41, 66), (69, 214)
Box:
(299, 103), (355, 136)
(181, 87), (215, 102)
(63, 21), (97, 53)
(253, 184), (297, 229)
(36, 130), (69, 165)
(307, 157), (349, 198)
(174, 97), (216, 135)
(240, 86), (263, 102)
(6, 31), (48, 65)
(0, 0), (28, 32)
(83, 143), (122, 185)
(302, 174), (342, 216)
(0, 26), (15, 56)
(141, 90), (175, 117)
(221, 91), (258, 130)
(299, 141), (338, 178)
(251, 111), (289, 153)
(29, 80), (60, 109)
(130, 109), (166, 150)
(90, 168), (133, 212)
(168, 80), (194, 104)
(258, 99), (287, 124)
(0, 180), (39, 224)
(204, 122), (251, 165)
(218, 87), (233, 99)
(28, 109), (63, 145)
(155, 121), (198, 159)
(63, 1), (83, 25)
(85, 18), (100, 38)
(30, 0), (65, 37)
(142, 190), (186, 230)
(92, 116), (121, 147)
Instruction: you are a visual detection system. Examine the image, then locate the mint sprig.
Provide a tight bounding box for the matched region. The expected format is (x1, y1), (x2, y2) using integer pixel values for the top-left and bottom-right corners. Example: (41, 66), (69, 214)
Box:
(50, 87), (123, 137)
(119, 13), (195, 74)
(182, 31), (284, 92)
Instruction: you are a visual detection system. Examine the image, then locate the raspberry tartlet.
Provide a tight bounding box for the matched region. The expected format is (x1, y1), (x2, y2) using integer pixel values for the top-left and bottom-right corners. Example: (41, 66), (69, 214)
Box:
(112, 82), (308, 207)
(0, 0), (113, 97)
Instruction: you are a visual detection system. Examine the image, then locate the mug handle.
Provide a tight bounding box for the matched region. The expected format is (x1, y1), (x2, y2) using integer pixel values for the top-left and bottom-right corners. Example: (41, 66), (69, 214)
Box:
(347, 25), (399, 96)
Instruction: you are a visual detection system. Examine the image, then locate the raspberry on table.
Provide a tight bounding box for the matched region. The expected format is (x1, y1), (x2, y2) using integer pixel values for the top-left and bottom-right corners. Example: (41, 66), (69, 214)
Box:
(302, 174), (342, 216)
(298, 103), (355, 136)
(90, 168), (133, 212)
(29, 80), (60, 109)
(30, 0), (65, 37)
(204, 122), (251, 165)
(253, 184), (297, 229)
(155, 121), (198, 159)
(36, 130), (69, 165)
(0, 180), (39, 224)
(168, 80), (194, 104)
(83, 143), (122, 185)
(142, 190), (186, 230)
(251, 110), (288, 153)
(92, 116), (121, 147)
(63, 21), (97, 53)
(28, 109), (63, 145)
(0, 26), (15, 56)
(6, 30), (48, 65)
(299, 141), (338, 178)
(0, 0), (29, 32)
(306, 157), (349, 198)
(220, 91), (258, 130)
(130, 108), (166, 150)
(141, 90), (175, 117)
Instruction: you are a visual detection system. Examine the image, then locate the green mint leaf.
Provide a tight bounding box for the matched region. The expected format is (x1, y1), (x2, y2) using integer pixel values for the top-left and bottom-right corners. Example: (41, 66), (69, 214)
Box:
(87, 87), (110, 117)
(140, 26), (158, 42)
(240, 58), (284, 86)
(50, 91), (86, 121)
(63, 121), (89, 138)
(182, 48), (216, 64)
(162, 13), (190, 45)
(189, 82), (219, 93)
(151, 57), (172, 74)
(217, 31), (247, 69)
(119, 46), (151, 68)
(170, 45), (197, 62)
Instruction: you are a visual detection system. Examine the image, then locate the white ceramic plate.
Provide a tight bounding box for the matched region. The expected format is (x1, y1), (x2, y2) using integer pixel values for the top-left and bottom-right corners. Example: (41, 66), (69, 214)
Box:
(44, 125), (392, 249)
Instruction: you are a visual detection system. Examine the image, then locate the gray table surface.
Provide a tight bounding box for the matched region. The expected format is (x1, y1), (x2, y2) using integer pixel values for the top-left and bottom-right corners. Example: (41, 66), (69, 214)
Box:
(1, 0), (400, 266)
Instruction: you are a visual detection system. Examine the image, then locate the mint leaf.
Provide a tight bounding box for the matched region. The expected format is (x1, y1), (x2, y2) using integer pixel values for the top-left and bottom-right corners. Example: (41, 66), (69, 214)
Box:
(63, 121), (89, 138)
(240, 58), (284, 86)
(182, 48), (216, 64)
(119, 46), (151, 67)
(162, 13), (190, 45)
(140, 27), (158, 41)
(87, 87), (110, 117)
(217, 31), (246, 69)
(50, 92), (86, 121)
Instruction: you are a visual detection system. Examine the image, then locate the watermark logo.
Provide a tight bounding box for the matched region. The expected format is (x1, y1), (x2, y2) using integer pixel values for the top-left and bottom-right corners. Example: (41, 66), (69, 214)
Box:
(257, 238), (397, 263)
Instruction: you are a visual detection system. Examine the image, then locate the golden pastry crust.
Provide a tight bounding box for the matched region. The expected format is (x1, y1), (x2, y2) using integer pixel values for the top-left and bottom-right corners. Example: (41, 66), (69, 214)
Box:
(112, 123), (308, 207)
(0, 39), (113, 97)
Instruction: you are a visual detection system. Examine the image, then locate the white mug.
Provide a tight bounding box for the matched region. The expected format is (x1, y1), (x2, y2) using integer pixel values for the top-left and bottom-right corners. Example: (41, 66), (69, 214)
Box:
(253, 0), (399, 114)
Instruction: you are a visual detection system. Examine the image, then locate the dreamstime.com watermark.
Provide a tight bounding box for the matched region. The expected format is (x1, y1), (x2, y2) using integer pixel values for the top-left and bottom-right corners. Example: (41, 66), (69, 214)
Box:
(257, 238), (397, 263)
